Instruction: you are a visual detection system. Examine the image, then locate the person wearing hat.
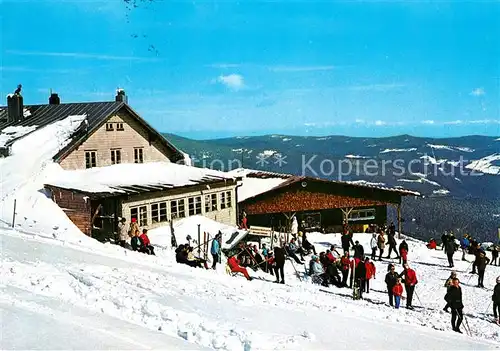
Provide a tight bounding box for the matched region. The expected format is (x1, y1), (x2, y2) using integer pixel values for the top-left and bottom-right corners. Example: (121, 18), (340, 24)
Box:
(443, 271), (457, 312)
(493, 276), (500, 324)
(128, 217), (139, 238)
(117, 217), (130, 248)
(476, 250), (490, 288)
(444, 277), (464, 333)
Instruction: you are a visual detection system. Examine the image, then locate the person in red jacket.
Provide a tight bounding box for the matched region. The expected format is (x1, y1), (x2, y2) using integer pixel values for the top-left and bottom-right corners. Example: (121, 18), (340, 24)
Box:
(392, 278), (404, 309)
(239, 211), (248, 230)
(400, 248), (408, 265)
(427, 239), (437, 250)
(399, 264), (417, 309)
(364, 258), (376, 293)
(228, 255), (252, 280)
(340, 252), (351, 287)
(139, 229), (155, 255)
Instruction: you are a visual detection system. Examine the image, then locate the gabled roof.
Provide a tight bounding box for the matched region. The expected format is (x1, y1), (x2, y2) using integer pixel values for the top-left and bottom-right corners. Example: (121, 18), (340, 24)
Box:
(229, 167), (420, 203)
(0, 101), (185, 163)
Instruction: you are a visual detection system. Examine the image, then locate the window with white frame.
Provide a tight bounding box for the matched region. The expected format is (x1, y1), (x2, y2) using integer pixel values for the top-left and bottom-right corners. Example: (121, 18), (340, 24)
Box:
(204, 193), (218, 212)
(151, 202), (168, 223)
(348, 208), (376, 222)
(130, 205), (148, 226)
(188, 196), (202, 216)
(85, 150), (97, 168)
(220, 191), (232, 209)
(110, 149), (121, 164)
(170, 199), (185, 219)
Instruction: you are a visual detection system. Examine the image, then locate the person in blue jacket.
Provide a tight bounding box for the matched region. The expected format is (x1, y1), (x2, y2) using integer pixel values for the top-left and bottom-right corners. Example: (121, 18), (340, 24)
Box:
(460, 235), (470, 261)
(211, 232), (222, 269)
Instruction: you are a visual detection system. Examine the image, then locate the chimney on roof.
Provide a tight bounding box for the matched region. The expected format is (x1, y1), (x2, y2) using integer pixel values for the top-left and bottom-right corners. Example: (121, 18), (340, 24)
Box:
(49, 92), (60, 105)
(7, 84), (24, 123)
(115, 88), (128, 103)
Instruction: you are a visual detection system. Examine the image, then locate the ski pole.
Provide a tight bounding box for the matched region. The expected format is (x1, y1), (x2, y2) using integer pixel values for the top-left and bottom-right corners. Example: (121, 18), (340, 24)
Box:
(414, 290), (424, 307)
(463, 314), (472, 337)
(484, 300), (492, 315)
(287, 255), (302, 282)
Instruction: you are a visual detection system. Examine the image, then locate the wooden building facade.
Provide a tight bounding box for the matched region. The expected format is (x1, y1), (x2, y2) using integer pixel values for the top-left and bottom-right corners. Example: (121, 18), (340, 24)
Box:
(239, 175), (419, 234)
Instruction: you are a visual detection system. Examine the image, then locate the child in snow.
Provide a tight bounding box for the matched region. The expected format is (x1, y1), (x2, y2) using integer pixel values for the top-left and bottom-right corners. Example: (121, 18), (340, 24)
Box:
(139, 229), (155, 255)
(392, 278), (404, 309)
(427, 238), (437, 250)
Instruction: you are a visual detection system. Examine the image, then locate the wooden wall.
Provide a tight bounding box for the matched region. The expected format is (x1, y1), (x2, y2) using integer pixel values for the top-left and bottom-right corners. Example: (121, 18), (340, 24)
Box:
(59, 108), (176, 170)
(243, 189), (389, 215)
(48, 186), (92, 235)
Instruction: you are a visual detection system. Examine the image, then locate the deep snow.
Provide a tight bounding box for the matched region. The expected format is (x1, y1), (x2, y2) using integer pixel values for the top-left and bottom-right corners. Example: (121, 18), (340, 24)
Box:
(1, 224), (499, 350)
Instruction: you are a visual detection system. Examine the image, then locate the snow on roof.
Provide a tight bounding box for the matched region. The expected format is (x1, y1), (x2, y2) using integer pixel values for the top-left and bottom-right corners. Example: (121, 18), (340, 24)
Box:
(465, 153), (500, 175)
(46, 162), (238, 194)
(346, 180), (386, 187)
(226, 168), (290, 202)
(0, 125), (37, 147)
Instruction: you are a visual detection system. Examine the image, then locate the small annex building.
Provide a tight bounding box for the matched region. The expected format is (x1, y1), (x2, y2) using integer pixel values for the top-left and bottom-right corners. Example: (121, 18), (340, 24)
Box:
(0, 87), (240, 241)
(229, 168), (420, 235)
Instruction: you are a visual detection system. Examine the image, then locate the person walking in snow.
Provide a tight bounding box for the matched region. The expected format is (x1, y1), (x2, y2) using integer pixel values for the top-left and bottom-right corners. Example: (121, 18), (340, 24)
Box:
(370, 233), (378, 260)
(476, 251), (490, 288)
(493, 276), (500, 324)
(210, 232), (221, 269)
(353, 257), (367, 298)
(445, 278), (464, 333)
(460, 234), (470, 261)
(399, 264), (418, 309)
(385, 265), (399, 306)
(392, 278), (404, 309)
(377, 231), (386, 261)
(444, 236), (457, 268)
(399, 240), (409, 265)
(273, 246), (286, 284)
(443, 271), (457, 312)
(491, 244), (499, 266)
(386, 229), (399, 260)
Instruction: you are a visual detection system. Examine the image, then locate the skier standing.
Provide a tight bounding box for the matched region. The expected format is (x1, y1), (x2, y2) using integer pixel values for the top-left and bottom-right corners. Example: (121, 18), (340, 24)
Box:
(460, 235), (470, 261)
(445, 278), (464, 333)
(476, 251), (490, 288)
(445, 236), (457, 268)
(443, 271), (457, 312)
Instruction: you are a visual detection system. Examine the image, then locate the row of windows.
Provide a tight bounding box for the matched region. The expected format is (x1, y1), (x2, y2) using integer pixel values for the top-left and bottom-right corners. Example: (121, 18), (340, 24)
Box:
(106, 122), (124, 131)
(129, 191), (232, 226)
(85, 148), (144, 168)
(348, 208), (376, 221)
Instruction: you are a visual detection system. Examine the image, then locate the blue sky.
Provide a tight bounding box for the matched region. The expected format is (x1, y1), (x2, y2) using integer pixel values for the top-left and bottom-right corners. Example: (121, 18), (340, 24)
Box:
(1, 0), (499, 139)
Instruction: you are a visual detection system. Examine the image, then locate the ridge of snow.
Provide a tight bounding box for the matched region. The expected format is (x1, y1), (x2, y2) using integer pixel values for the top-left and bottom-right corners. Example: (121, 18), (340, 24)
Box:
(465, 153), (500, 175)
(345, 154), (368, 159)
(380, 148), (417, 153)
(0, 125), (38, 147)
(346, 180), (386, 187)
(258, 150), (279, 157)
(0, 114), (95, 242)
(432, 189), (450, 196)
(427, 144), (475, 153)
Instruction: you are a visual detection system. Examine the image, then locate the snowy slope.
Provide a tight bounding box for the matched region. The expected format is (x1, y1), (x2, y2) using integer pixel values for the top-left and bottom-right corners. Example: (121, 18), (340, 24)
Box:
(1, 224), (499, 350)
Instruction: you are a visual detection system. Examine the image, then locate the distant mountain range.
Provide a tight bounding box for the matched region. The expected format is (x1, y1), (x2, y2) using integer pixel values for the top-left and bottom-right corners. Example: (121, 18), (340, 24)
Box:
(164, 133), (500, 242)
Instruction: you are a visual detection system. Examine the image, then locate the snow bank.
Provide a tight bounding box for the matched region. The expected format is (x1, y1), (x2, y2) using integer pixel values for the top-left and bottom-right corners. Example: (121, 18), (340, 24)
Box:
(149, 215), (247, 250)
(46, 162), (236, 194)
(427, 144), (475, 153)
(0, 114), (93, 243)
(432, 189), (450, 196)
(345, 154), (368, 159)
(465, 153), (500, 175)
(0, 125), (37, 147)
(346, 180), (386, 187)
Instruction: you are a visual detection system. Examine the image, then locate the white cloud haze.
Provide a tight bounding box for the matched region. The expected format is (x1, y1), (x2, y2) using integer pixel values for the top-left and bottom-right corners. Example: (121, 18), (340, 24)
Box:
(216, 74), (244, 90)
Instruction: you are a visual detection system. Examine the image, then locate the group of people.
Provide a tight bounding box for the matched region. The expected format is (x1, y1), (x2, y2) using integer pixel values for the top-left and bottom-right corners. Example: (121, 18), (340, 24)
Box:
(432, 231), (495, 288)
(117, 217), (155, 255)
